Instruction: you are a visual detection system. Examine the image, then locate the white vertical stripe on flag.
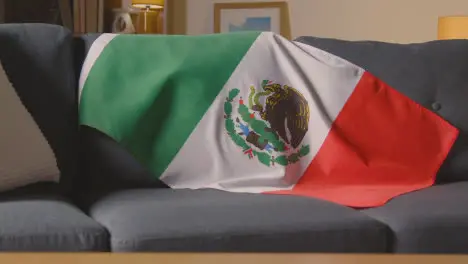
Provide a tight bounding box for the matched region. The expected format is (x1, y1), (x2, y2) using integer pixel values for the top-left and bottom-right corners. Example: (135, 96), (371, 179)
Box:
(79, 33), (118, 102)
(159, 32), (364, 193)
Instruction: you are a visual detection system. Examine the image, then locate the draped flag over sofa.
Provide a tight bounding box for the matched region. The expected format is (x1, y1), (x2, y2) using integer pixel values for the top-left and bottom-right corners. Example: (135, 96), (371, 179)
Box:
(79, 32), (458, 208)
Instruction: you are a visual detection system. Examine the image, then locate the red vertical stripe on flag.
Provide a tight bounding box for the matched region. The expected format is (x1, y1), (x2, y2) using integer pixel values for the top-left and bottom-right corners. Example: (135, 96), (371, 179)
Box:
(269, 72), (458, 207)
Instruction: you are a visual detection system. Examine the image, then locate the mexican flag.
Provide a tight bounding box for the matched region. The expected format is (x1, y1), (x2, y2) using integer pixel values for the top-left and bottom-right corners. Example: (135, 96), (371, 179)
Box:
(79, 32), (458, 208)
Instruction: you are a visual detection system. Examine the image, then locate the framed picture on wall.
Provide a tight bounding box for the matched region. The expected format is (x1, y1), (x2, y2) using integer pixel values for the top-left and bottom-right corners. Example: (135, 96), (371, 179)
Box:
(214, 1), (291, 39)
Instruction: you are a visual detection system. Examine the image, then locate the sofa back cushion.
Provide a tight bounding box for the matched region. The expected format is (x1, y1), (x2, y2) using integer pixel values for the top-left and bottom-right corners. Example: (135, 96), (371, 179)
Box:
(0, 61), (60, 191)
(0, 24), (77, 193)
(295, 36), (468, 183)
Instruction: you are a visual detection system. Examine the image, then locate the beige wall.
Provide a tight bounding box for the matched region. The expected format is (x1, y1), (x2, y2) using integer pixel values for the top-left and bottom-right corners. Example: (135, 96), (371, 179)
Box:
(186, 0), (468, 43)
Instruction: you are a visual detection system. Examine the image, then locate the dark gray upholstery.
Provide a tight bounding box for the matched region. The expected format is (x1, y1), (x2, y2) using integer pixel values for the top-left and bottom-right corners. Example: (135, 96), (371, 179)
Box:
(89, 189), (388, 252)
(0, 23), (78, 193)
(1, 23), (467, 253)
(0, 23), (108, 252)
(296, 36), (468, 253)
(0, 194), (109, 251)
(364, 182), (468, 253)
(296, 37), (468, 183)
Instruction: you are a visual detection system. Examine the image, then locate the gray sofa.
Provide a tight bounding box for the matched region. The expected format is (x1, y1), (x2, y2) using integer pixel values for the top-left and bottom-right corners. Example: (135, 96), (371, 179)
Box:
(1, 23), (467, 253)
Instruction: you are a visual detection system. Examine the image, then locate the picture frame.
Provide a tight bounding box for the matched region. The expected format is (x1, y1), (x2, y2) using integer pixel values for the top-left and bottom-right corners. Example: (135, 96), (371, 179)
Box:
(214, 1), (291, 39)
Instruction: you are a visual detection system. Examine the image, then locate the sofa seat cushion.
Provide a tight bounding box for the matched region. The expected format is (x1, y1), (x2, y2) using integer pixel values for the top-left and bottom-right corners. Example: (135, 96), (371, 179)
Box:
(0, 194), (109, 251)
(89, 189), (388, 252)
(363, 182), (468, 253)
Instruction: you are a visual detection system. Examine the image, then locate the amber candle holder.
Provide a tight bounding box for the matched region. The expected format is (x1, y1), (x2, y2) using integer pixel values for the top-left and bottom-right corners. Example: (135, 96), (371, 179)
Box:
(438, 16), (468, 40)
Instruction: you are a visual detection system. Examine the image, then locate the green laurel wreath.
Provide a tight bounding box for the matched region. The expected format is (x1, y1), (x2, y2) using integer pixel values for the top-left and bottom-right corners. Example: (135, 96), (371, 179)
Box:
(224, 88), (310, 167)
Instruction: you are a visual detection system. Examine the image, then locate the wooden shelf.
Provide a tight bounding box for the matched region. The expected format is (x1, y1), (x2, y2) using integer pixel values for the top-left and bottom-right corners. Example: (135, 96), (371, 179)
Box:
(0, 254), (467, 264)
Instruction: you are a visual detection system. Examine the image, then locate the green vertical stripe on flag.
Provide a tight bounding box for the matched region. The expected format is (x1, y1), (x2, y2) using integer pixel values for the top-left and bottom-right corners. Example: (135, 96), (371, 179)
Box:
(80, 32), (261, 178)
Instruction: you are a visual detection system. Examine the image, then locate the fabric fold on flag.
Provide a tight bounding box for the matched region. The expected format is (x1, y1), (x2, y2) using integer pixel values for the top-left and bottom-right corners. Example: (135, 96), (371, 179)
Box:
(79, 32), (458, 208)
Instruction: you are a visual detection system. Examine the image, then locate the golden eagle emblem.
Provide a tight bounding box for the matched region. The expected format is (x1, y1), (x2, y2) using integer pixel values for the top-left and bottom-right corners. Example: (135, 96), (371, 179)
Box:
(223, 80), (311, 167)
(251, 81), (310, 149)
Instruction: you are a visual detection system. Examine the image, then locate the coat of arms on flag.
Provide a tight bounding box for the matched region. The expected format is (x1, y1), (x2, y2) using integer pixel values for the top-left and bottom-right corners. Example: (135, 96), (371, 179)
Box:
(224, 80), (310, 167)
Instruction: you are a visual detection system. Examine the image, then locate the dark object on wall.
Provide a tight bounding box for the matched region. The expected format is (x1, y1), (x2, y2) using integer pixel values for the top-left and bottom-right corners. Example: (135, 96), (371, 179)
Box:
(1, 0), (73, 30)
